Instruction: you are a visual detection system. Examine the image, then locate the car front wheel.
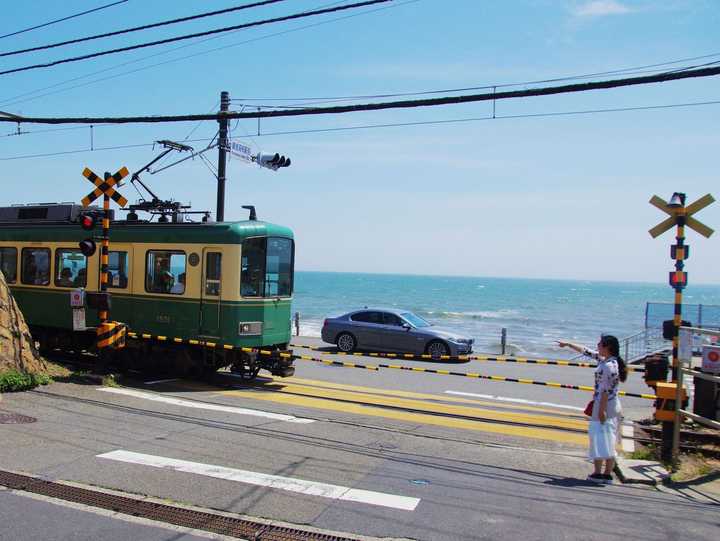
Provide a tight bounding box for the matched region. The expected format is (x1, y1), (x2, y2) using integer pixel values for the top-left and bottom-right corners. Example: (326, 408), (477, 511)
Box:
(426, 340), (450, 358)
(336, 332), (357, 353)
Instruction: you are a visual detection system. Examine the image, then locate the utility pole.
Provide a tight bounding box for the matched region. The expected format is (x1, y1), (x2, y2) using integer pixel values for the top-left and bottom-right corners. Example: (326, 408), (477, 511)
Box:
(216, 90), (230, 222)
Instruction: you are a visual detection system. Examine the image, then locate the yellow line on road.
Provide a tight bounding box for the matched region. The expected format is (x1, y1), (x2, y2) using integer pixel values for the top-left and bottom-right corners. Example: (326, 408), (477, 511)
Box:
(219, 388), (586, 445)
(275, 375), (584, 418)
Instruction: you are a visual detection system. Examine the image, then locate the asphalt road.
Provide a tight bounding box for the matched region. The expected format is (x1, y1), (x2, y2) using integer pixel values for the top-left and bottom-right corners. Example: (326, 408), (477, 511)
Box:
(1, 339), (716, 540)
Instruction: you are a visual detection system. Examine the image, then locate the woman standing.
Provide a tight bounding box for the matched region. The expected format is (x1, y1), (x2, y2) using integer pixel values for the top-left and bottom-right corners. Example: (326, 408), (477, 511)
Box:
(556, 335), (627, 484)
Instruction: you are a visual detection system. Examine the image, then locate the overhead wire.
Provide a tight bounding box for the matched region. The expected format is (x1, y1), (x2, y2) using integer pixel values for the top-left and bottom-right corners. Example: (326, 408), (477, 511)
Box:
(2, 98), (719, 161)
(229, 52), (720, 106)
(0, 1), (129, 40)
(0, 0), (417, 108)
(0, 0), (393, 77)
(0, 0), (289, 58)
(2, 64), (719, 125)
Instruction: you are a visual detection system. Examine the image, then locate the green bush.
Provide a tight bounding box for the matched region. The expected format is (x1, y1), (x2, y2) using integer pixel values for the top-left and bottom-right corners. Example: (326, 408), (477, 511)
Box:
(0, 370), (51, 392)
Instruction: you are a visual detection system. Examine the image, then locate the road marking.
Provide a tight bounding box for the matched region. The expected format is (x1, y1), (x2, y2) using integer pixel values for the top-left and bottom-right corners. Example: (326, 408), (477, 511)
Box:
(144, 378), (178, 385)
(217, 387), (588, 445)
(445, 390), (584, 412)
(97, 450), (420, 511)
(97, 387), (315, 424)
(621, 423), (635, 453)
(270, 376), (583, 417)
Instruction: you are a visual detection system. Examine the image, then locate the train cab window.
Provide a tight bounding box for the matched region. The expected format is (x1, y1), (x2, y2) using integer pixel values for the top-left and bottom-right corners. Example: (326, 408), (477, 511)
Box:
(0, 247), (18, 284)
(146, 251), (186, 295)
(205, 252), (221, 296)
(108, 251), (129, 289)
(54, 249), (87, 288)
(21, 248), (50, 286)
(241, 237), (294, 298)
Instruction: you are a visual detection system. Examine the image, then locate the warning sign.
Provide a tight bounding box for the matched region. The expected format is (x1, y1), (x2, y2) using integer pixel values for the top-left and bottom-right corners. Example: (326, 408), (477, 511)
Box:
(702, 345), (720, 374)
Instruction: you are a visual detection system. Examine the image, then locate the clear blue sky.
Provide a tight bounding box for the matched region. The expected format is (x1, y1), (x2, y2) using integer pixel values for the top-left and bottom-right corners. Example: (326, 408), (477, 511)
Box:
(1, 1), (719, 284)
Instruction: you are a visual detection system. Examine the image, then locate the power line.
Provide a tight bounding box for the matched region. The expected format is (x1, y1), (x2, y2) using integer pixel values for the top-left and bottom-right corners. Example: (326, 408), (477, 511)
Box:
(229, 52), (720, 104)
(0, 0), (416, 108)
(0, 0), (393, 77)
(0, 0), (288, 58)
(2, 98), (719, 162)
(0, 1), (129, 40)
(2, 64), (719, 125)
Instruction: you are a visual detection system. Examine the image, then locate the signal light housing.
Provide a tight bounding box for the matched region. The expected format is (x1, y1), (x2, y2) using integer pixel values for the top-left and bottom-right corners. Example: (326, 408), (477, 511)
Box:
(78, 211), (99, 257)
(256, 151), (291, 171)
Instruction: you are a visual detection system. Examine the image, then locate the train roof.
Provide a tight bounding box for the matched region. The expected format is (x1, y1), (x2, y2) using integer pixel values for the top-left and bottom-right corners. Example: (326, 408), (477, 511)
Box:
(0, 203), (293, 244)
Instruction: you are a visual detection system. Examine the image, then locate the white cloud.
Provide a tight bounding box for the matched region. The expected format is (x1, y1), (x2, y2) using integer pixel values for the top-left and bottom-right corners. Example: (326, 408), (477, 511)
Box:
(573, 1), (633, 17)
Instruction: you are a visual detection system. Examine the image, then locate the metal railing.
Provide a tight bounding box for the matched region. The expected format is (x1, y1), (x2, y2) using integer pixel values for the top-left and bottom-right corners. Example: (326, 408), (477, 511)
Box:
(621, 327), (668, 362)
(673, 326), (720, 464)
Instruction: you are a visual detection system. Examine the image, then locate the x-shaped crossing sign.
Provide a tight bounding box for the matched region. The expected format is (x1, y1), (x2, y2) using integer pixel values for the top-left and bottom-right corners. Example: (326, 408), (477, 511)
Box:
(81, 167), (129, 208)
(648, 193), (715, 239)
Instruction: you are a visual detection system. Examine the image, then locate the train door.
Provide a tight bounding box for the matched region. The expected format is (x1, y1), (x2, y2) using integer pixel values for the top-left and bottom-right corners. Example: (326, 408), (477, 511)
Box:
(199, 249), (222, 337)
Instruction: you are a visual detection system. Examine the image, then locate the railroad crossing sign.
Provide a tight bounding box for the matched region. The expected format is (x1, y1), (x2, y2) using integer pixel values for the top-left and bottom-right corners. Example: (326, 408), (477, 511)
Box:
(648, 193), (715, 238)
(81, 166), (129, 208)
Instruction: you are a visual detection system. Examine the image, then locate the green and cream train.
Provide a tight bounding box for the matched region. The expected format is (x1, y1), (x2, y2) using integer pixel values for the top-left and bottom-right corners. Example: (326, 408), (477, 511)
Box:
(0, 203), (295, 378)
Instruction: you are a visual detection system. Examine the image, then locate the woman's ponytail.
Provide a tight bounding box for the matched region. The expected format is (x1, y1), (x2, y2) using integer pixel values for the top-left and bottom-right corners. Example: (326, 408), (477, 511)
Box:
(617, 356), (627, 383)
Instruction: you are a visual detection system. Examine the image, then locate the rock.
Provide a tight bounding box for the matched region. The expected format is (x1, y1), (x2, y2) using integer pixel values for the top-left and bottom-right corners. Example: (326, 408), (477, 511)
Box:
(0, 270), (46, 374)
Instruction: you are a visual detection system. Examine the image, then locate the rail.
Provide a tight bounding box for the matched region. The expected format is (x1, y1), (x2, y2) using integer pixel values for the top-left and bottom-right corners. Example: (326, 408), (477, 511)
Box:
(673, 326), (720, 464)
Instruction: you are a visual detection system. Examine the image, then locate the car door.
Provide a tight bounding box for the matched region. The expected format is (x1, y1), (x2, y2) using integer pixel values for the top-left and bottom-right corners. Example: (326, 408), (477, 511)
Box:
(379, 312), (416, 352)
(199, 249), (222, 338)
(348, 311), (384, 349)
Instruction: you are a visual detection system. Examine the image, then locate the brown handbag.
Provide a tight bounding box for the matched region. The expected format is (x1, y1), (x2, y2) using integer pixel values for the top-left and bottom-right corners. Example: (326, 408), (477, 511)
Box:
(584, 400), (594, 417)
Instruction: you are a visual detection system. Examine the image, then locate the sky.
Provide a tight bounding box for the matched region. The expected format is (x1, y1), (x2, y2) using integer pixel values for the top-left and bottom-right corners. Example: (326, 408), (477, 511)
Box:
(0, 0), (719, 285)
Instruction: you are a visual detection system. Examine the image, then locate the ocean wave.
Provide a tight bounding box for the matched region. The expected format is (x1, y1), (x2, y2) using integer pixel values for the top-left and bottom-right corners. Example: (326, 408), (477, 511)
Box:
(423, 310), (520, 320)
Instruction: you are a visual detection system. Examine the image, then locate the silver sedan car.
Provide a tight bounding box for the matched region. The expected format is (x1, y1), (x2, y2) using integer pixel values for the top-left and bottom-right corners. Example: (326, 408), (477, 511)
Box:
(321, 308), (474, 357)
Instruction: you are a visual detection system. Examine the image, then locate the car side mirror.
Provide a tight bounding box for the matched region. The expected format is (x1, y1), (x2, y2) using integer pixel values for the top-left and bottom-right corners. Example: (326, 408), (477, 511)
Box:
(402, 323), (411, 331)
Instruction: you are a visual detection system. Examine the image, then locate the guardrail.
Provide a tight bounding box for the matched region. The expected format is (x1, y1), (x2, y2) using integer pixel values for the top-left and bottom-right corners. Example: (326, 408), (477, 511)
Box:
(673, 326), (720, 463)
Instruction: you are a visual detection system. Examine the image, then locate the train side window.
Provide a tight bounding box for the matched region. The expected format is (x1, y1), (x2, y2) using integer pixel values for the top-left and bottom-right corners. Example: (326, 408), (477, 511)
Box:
(21, 248), (50, 286)
(0, 247), (18, 284)
(205, 252), (221, 296)
(108, 251), (129, 289)
(54, 249), (87, 288)
(146, 250), (186, 295)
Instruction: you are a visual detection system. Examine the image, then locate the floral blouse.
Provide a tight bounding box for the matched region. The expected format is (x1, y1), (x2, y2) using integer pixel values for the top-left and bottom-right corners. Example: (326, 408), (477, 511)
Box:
(583, 348), (622, 419)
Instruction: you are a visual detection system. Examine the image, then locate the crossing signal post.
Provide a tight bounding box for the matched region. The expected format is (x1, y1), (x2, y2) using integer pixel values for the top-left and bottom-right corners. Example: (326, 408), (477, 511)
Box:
(649, 191), (715, 462)
(80, 167), (129, 352)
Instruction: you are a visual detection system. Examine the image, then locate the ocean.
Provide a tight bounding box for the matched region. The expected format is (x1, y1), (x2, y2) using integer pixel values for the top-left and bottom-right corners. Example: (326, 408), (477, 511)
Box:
(291, 271), (720, 358)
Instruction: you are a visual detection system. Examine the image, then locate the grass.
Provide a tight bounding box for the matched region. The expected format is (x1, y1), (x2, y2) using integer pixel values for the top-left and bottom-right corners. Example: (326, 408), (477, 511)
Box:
(0, 370), (52, 392)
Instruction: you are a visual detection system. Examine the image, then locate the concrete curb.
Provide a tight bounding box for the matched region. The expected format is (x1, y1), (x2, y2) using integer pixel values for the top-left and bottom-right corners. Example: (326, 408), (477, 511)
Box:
(615, 457), (669, 486)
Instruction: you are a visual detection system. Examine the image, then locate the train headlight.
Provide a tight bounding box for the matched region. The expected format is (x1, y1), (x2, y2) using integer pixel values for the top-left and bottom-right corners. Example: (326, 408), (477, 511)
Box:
(238, 322), (263, 335)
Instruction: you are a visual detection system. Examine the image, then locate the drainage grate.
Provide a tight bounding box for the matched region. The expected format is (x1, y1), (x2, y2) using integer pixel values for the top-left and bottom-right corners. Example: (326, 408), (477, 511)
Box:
(0, 412), (36, 424)
(0, 470), (359, 540)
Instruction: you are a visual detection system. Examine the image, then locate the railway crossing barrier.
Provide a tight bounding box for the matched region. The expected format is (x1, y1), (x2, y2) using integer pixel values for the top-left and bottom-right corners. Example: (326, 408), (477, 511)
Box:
(288, 343), (646, 372)
(122, 330), (656, 400)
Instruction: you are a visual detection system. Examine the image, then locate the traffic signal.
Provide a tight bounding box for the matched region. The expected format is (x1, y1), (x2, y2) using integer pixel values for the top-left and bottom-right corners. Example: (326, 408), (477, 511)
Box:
(256, 152), (291, 171)
(78, 212), (97, 257)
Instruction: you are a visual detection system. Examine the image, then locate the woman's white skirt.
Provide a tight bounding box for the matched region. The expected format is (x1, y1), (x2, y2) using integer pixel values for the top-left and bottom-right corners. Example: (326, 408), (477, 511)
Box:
(588, 418), (618, 460)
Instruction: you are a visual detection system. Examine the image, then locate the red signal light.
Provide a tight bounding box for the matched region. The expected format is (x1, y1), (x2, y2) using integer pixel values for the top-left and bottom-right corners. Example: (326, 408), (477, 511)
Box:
(668, 271), (687, 289)
(80, 214), (95, 231)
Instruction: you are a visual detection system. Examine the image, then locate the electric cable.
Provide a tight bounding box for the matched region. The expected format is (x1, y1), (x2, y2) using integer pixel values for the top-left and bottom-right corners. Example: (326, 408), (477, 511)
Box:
(1, 64), (718, 125)
(0, 0), (288, 58)
(0, 0), (417, 108)
(0, 0), (393, 77)
(0, 1), (129, 40)
(2, 98), (718, 161)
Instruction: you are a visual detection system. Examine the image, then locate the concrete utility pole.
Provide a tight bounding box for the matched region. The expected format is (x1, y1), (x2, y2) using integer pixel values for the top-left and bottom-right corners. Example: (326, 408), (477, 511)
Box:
(216, 90), (230, 222)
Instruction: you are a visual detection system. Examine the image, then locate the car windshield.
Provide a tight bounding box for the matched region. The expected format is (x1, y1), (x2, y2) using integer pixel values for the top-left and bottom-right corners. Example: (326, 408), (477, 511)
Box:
(401, 312), (431, 328)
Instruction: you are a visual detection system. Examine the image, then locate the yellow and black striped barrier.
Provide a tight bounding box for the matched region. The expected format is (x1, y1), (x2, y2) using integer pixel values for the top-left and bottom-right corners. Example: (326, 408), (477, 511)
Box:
(97, 321), (127, 349)
(289, 351), (657, 400)
(289, 343), (646, 373)
(121, 331), (655, 399)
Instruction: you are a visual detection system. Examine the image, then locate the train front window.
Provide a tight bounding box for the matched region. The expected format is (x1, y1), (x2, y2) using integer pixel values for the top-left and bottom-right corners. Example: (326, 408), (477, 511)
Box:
(241, 237), (294, 298)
